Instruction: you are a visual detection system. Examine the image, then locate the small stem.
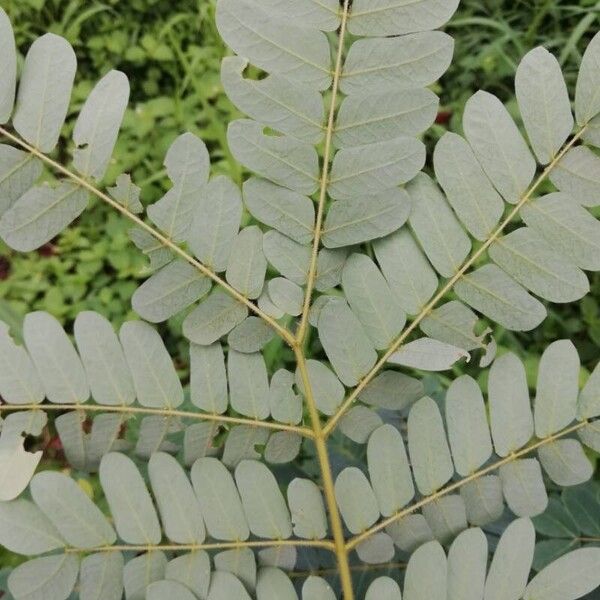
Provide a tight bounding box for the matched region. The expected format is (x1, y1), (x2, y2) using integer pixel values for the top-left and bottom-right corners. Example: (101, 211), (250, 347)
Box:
(0, 125), (296, 348)
(346, 420), (590, 550)
(323, 126), (588, 437)
(295, 0), (351, 345)
(288, 561), (407, 579)
(63, 538), (334, 554)
(295, 348), (354, 600)
(0, 403), (314, 438)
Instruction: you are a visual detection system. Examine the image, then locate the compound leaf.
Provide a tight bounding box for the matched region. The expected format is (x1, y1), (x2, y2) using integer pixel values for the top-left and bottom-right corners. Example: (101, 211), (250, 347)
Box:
(260, 0), (341, 31)
(99, 452), (161, 544)
(147, 132), (210, 242)
(334, 467), (380, 535)
(463, 90), (536, 204)
(403, 541), (447, 600)
(0, 499), (64, 556)
(188, 174), (242, 272)
(222, 56), (324, 144)
(328, 137), (425, 200)
(489, 228), (589, 303)
(295, 359), (344, 416)
(322, 189), (411, 249)
(575, 31), (600, 125)
(256, 567), (298, 600)
(348, 0), (459, 36)
(500, 459), (548, 517)
(334, 88), (438, 148)
(74, 311), (135, 406)
(365, 577), (402, 600)
(373, 228), (438, 315)
(166, 552), (210, 600)
(302, 577), (336, 600)
(0, 322), (44, 405)
(31, 471), (115, 548)
(0, 8), (16, 123)
(422, 495), (467, 545)
(287, 478), (328, 540)
(228, 119), (319, 195)
(147, 580), (197, 600)
(367, 424), (414, 517)
(208, 571), (251, 600)
(108, 173), (142, 213)
(538, 439), (593, 487)
(407, 173), (471, 277)
(268, 278), (304, 317)
(455, 264), (546, 331)
(550, 146), (600, 207)
(524, 547), (600, 600)
(183, 288), (248, 345)
(408, 397), (453, 495)
(23, 311), (89, 404)
(317, 298), (377, 387)
(191, 457), (249, 541)
(342, 253), (406, 350)
(341, 32), (454, 95)
(515, 47), (573, 165)
(420, 300), (486, 351)
(132, 259), (211, 323)
(434, 132), (504, 241)
(0, 145), (42, 217)
(388, 338), (469, 372)
(227, 350), (270, 419)
(447, 527), (487, 600)
(235, 460), (292, 539)
(80, 552), (124, 600)
(8, 555), (79, 600)
(120, 320), (183, 409)
(445, 375), (492, 475)
(244, 177), (314, 245)
(13, 33), (76, 152)
(359, 370), (423, 411)
(216, 0), (332, 90)
(73, 70), (130, 180)
(148, 452), (206, 544)
(0, 183), (88, 252)
(484, 518), (535, 600)
(0, 440), (41, 503)
(534, 340), (579, 437)
(226, 225), (267, 299)
(488, 352), (534, 456)
(521, 192), (600, 271)
(263, 231), (311, 285)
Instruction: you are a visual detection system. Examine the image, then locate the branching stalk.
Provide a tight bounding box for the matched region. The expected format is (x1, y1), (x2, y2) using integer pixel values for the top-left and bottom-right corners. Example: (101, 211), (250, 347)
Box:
(289, 3), (357, 597)
(0, 403), (314, 437)
(323, 126), (589, 437)
(295, 0), (351, 345)
(63, 538), (335, 554)
(295, 347), (355, 600)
